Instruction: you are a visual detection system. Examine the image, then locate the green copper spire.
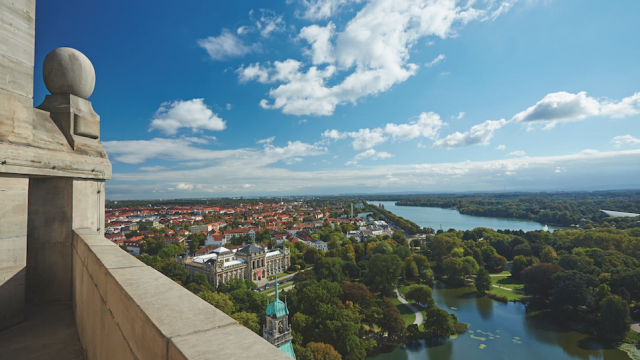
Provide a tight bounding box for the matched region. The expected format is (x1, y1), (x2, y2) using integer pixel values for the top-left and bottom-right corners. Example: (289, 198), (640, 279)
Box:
(265, 265), (289, 318)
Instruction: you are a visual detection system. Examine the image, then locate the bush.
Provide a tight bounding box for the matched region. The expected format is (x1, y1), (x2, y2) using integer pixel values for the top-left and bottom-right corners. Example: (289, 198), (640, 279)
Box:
(487, 292), (508, 303)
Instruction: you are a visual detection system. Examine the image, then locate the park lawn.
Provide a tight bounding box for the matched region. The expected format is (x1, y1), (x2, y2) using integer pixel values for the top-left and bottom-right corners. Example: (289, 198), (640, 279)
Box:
(492, 276), (524, 291)
(488, 269), (511, 275)
(267, 272), (293, 280)
(397, 286), (427, 331)
(390, 297), (416, 327)
(489, 286), (524, 301)
(261, 282), (294, 295)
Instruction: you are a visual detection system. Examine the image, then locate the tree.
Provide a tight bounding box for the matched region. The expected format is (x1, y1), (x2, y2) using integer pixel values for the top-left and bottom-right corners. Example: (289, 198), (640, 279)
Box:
(475, 268), (492, 296)
(599, 295), (630, 341)
(412, 254), (430, 272)
(461, 256), (480, 275)
(232, 312), (260, 334)
(521, 263), (564, 297)
(306, 342), (342, 360)
(405, 285), (434, 308)
(372, 241), (393, 255)
(423, 306), (454, 338)
(341, 282), (374, 309)
(487, 253), (507, 270)
(162, 262), (188, 283)
(550, 270), (598, 320)
(293, 344), (315, 360)
(442, 257), (465, 285)
(393, 246), (412, 260)
(378, 297), (406, 341)
(197, 290), (234, 315)
(316, 258), (348, 283)
(420, 268), (434, 287)
(366, 254), (403, 296)
(511, 255), (539, 279)
(540, 246), (558, 263)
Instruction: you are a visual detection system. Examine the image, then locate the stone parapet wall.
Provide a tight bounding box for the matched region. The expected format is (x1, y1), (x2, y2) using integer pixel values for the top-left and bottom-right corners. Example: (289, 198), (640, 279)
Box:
(72, 228), (291, 360)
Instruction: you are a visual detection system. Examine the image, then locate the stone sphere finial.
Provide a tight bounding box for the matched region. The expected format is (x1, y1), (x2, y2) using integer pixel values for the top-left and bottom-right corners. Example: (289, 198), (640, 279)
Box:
(43, 47), (96, 100)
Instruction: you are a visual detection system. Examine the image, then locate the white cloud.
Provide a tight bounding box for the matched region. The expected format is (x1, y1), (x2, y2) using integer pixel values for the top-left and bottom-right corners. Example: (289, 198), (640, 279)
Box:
(240, 0), (511, 116)
(148, 99), (226, 136)
(257, 9), (286, 38)
(512, 91), (640, 130)
(257, 136), (276, 144)
(237, 26), (250, 35)
(348, 128), (387, 150)
(103, 137), (326, 166)
(176, 183), (194, 190)
(107, 148), (640, 199)
(425, 54), (446, 67)
(384, 112), (444, 140)
(354, 149), (393, 160)
(496, 145), (506, 150)
(139, 166), (169, 172)
(611, 135), (640, 148)
(345, 160), (358, 166)
(452, 112), (465, 120)
(198, 29), (259, 61)
(299, 119), (308, 124)
(440, 71), (451, 76)
(226, 103), (232, 110)
(242, 184), (255, 189)
(322, 129), (348, 140)
(297, 0), (363, 20)
(508, 150), (526, 156)
(433, 119), (506, 148)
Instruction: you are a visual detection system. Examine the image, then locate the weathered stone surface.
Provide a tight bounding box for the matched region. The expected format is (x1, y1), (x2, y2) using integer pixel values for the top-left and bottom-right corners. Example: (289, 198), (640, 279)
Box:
(0, 270), (25, 330)
(0, 175), (28, 240)
(27, 177), (72, 245)
(0, 303), (82, 360)
(0, 52), (33, 98)
(169, 324), (292, 360)
(26, 243), (71, 302)
(0, 142), (111, 179)
(43, 48), (95, 100)
(0, 236), (26, 271)
(0, 2), (35, 66)
(73, 179), (106, 232)
(74, 114), (100, 139)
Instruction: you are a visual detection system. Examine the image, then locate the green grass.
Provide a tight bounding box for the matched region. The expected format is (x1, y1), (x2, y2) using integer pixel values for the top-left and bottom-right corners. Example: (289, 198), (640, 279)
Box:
(261, 282), (294, 295)
(267, 272), (292, 280)
(489, 286), (524, 301)
(397, 285), (427, 331)
(390, 297), (416, 327)
(488, 269), (511, 275)
(492, 276), (524, 291)
(625, 330), (640, 344)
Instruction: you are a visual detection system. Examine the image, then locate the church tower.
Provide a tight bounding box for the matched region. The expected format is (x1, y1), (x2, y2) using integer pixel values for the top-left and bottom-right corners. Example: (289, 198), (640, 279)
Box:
(263, 276), (296, 359)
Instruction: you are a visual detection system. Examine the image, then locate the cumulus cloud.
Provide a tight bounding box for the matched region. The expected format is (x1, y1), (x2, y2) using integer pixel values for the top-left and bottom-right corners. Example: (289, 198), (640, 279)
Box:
(512, 91), (640, 130)
(425, 54), (446, 67)
(611, 135), (640, 148)
(256, 9), (286, 38)
(496, 145), (506, 150)
(176, 183), (194, 190)
(323, 112), (445, 149)
(104, 137), (326, 166)
(257, 136), (276, 144)
(433, 119), (506, 148)
(452, 112), (465, 120)
(508, 150), (526, 156)
(239, 0), (513, 116)
(198, 29), (259, 61)
(385, 112), (444, 140)
(148, 99), (226, 135)
(297, 0), (363, 20)
(354, 149), (393, 160)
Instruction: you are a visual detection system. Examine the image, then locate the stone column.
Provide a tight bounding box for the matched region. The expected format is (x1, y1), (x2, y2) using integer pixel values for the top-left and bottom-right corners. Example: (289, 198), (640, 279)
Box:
(0, 175), (29, 330)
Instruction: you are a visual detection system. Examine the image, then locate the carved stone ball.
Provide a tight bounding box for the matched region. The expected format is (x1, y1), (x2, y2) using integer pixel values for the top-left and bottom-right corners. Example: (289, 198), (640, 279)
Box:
(43, 47), (95, 99)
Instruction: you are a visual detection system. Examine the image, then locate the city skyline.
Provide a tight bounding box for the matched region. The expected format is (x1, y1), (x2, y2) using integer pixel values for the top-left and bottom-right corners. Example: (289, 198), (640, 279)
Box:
(33, 0), (640, 199)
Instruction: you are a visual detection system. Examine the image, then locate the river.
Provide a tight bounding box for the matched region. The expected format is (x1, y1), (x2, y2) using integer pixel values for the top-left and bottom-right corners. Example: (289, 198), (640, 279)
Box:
(366, 201), (630, 360)
(371, 201), (567, 232)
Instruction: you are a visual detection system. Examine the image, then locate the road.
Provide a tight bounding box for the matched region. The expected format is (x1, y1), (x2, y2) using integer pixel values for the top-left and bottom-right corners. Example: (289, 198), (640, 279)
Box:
(395, 288), (423, 326)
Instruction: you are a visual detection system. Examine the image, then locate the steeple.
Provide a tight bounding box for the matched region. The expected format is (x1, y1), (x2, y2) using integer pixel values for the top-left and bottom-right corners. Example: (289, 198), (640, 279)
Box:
(263, 266), (295, 359)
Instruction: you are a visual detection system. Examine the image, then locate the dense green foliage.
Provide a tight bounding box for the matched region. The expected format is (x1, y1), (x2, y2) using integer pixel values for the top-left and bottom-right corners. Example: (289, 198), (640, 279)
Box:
(393, 191), (640, 227)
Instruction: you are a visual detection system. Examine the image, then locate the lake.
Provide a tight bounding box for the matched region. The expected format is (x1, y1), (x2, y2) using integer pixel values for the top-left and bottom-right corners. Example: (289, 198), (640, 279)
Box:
(369, 283), (629, 360)
(371, 201), (567, 232)
(366, 201), (630, 360)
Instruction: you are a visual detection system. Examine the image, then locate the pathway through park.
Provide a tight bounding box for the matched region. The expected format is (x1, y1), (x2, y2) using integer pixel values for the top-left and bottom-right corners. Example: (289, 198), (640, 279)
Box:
(395, 289), (423, 326)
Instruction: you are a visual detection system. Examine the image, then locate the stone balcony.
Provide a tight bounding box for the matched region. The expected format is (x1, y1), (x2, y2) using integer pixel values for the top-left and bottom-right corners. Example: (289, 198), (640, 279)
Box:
(0, 1), (291, 359)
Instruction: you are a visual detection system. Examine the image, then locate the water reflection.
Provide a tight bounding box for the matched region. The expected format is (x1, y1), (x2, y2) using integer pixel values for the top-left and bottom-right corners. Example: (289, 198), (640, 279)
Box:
(368, 284), (629, 360)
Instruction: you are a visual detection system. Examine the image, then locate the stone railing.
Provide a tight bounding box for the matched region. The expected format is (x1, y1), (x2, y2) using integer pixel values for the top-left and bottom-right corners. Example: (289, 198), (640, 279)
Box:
(72, 228), (291, 360)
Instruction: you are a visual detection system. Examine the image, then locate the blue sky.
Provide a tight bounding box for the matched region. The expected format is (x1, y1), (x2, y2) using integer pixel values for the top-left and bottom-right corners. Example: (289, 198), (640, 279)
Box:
(34, 0), (640, 199)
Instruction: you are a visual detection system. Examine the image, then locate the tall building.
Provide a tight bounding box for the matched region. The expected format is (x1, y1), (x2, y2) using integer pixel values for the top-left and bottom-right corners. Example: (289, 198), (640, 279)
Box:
(263, 277), (296, 359)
